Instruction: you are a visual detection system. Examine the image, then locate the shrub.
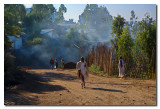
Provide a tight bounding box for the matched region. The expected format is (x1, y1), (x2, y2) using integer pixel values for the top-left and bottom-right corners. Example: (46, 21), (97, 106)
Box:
(4, 52), (15, 73)
(88, 64), (104, 73)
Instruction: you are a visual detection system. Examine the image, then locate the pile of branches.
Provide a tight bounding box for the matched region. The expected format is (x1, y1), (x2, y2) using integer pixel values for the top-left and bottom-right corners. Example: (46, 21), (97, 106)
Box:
(64, 62), (76, 69)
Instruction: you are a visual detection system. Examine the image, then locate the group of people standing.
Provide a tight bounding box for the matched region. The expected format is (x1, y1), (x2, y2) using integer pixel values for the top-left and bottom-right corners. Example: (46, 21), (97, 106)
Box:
(50, 58), (64, 70)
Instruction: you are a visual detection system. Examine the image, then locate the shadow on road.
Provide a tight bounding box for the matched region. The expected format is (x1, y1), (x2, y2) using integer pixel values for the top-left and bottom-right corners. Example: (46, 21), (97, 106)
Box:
(5, 70), (68, 105)
(86, 82), (134, 86)
(92, 88), (126, 93)
(15, 71), (67, 94)
(44, 72), (77, 81)
(4, 90), (38, 105)
(17, 82), (66, 94)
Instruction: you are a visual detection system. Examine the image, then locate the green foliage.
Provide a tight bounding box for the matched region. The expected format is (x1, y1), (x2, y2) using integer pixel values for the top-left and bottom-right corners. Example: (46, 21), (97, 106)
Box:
(58, 4), (67, 23)
(4, 52), (15, 72)
(88, 64), (104, 73)
(111, 13), (156, 79)
(133, 14), (156, 63)
(4, 4), (26, 26)
(25, 4), (56, 29)
(79, 4), (112, 32)
(110, 15), (125, 52)
(131, 14), (156, 78)
(111, 15), (126, 37)
(65, 27), (81, 48)
(4, 4), (24, 50)
(66, 27), (79, 39)
(31, 4), (56, 23)
(118, 26), (134, 75)
(24, 4), (56, 44)
(32, 37), (44, 45)
(131, 23), (139, 37)
(118, 26), (133, 57)
(58, 8), (64, 23)
(59, 4), (67, 13)
(4, 5), (25, 80)
(130, 11), (139, 37)
(100, 73), (108, 77)
(131, 10), (135, 19)
(130, 10), (138, 27)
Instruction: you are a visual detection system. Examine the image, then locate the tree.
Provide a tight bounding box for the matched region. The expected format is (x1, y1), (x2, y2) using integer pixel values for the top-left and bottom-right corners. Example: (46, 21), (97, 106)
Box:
(4, 4), (26, 26)
(4, 4), (25, 50)
(58, 8), (64, 23)
(135, 13), (156, 62)
(110, 14), (126, 76)
(110, 15), (125, 52)
(130, 10), (138, 27)
(132, 13), (156, 78)
(66, 27), (79, 39)
(79, 4), (112, 33)
(118, 26), (133, 57)
(31, 4), (56, 23)
(59, 4), (67, 13)
(130, 10), (138, 37)
(131, 23), (139, 38)
(111, 15), (126, 37)
(58, 4), (67, 23)
(4, 4), (26, 76)
(118, 26), (133, 75)
(24, 4), (56, 43)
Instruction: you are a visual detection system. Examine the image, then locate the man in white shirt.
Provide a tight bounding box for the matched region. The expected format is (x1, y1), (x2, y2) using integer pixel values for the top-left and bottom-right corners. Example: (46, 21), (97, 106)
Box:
(77, 57), (88, 89)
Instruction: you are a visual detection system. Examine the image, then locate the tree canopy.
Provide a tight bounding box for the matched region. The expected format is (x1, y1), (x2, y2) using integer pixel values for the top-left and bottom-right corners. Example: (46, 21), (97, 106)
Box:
(57, 4), (67, 23)
(4, 4), (26, 50)
(79, 4), (112, 33)
(110, 15), (125, 52)
(111, 15), (125, 37)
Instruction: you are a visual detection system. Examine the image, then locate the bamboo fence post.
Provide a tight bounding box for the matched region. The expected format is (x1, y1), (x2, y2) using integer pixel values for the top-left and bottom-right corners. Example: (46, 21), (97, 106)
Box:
(85, 44), (114, 77)
(109, 48), (113, 76)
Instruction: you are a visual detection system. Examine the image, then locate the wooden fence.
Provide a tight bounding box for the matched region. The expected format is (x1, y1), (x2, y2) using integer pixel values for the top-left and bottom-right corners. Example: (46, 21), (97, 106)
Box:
(85, 43), (114, 76)
(85, 44), (156, 79)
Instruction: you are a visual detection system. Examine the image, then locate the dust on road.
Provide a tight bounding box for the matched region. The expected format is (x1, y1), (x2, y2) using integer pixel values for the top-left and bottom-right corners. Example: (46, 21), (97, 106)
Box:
(4, 69), (157, 105)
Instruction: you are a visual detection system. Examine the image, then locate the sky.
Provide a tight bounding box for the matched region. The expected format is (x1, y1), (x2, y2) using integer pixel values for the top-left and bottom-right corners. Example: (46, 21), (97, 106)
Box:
(24, 4), (156, 22)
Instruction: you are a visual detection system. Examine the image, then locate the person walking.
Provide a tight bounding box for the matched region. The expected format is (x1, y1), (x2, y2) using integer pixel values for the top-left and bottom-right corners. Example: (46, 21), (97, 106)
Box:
(79, 57), (88, 89)
(118, 56), (125, 78)
(50, 58), (54, 70)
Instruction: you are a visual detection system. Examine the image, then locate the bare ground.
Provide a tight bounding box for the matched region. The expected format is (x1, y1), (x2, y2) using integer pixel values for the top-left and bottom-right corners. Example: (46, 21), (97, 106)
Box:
(4, 69), (157, 105)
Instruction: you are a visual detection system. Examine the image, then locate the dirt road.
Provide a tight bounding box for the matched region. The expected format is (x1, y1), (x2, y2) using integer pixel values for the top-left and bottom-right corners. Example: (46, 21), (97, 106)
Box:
(4, 69), (156, 105)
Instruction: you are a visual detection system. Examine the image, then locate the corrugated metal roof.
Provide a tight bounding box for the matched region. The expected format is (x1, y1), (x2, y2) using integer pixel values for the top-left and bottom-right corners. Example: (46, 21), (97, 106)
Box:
(40, 29), (54, 34)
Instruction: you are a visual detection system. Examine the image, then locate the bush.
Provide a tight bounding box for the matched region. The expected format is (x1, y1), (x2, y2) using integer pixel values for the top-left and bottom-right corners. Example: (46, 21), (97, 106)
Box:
(4, 52), (15, 87)
(32, 37), (43, 44)
(88, 64), (104, 73)
(4, 52), (15, 73)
